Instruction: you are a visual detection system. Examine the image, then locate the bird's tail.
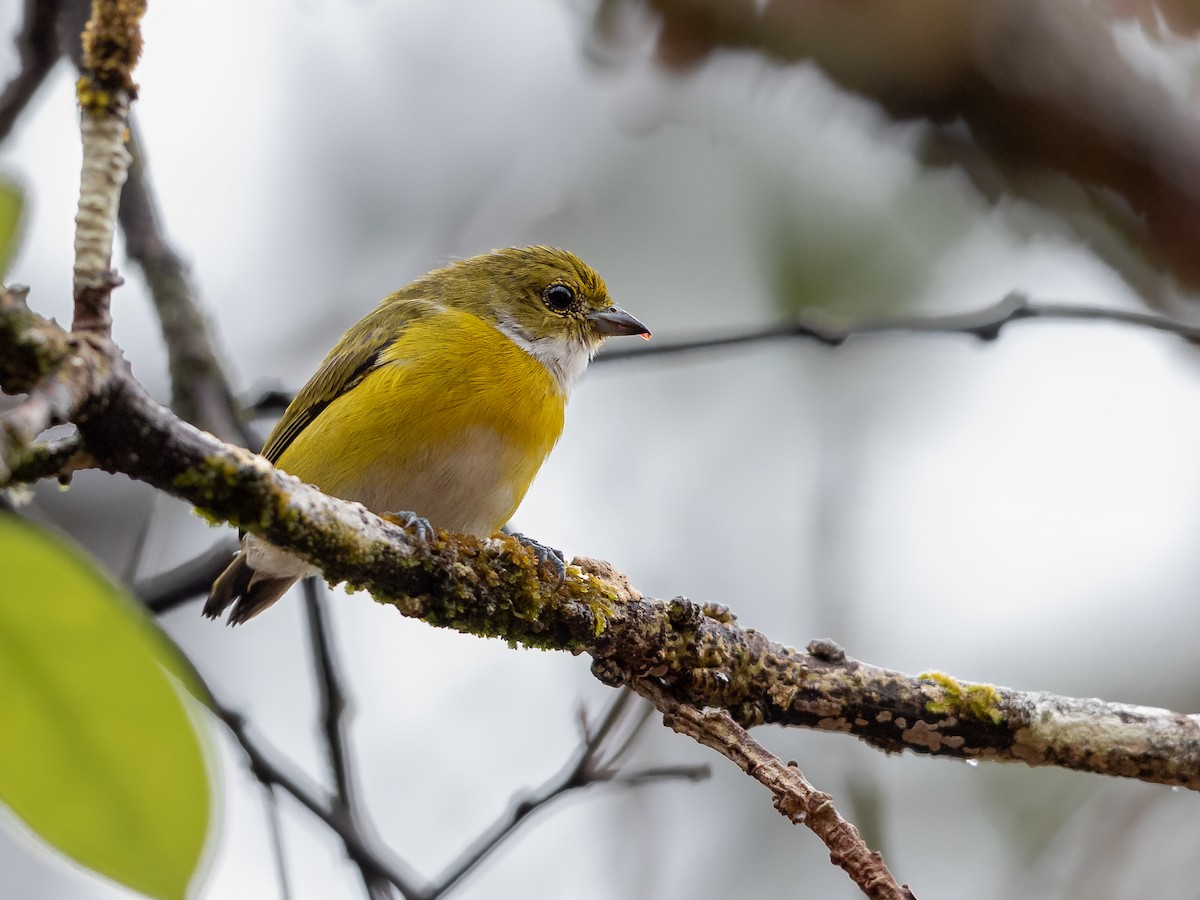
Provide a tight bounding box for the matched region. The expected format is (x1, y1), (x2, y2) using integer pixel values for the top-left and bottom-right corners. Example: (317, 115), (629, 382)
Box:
(204, 551), (297, 625)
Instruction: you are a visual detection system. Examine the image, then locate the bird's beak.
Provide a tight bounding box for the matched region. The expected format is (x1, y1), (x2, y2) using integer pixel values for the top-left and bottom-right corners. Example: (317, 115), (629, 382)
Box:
(588, 306), (651, 339)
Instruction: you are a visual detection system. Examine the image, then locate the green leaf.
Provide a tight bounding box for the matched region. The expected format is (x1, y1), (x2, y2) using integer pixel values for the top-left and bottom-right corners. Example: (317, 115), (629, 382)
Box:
(0, 177), (23, 281)
(0, 515), (211, 899)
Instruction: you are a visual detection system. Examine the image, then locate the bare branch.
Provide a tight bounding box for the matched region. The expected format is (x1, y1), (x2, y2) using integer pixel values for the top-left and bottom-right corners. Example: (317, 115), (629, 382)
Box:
(425, 688), (707, 899)
(155, 624), (427, 899)
(302, 578), (393, 900)
(303, 579), (356, 807)
(262, 785), (293, 900)
(0, 0), (63, 143)
(594, 293), (1200, 365)
(635, 679), (916, 900)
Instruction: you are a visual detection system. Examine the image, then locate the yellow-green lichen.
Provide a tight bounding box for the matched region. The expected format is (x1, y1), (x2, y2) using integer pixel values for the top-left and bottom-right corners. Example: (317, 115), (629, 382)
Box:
(920, 670), (1004, 725)
(171, 455), (268, 529)
(580, 586), (616, 636)
(171, 458), (231, 528)
(76, 77), (115, 114)
(80, 0), (147, 101)
(0, 294), (72, 392)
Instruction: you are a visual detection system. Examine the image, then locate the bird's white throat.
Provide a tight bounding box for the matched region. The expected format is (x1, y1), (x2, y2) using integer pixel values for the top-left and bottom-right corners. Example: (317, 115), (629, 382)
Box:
(493, 316), (591, 394)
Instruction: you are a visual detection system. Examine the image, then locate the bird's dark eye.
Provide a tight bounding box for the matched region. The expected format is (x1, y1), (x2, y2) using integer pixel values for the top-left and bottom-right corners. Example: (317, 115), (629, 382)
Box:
(543, 283), (575, 313)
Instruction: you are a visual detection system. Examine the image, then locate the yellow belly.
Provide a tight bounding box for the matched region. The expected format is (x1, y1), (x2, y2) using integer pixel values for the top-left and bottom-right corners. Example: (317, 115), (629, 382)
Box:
(275, 308), (566, 536)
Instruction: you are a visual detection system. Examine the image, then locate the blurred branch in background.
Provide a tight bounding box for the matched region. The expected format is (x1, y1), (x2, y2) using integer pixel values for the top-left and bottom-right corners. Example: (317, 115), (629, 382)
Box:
(172, 641), (428, 900)
(425, 687), (708, 899)
(302, 578), (396, 900)
(0, 0), (62, 141)
(596, 291), (1200, 362)
(592, 0), (1200, 303)
(176, 614), (702, 900)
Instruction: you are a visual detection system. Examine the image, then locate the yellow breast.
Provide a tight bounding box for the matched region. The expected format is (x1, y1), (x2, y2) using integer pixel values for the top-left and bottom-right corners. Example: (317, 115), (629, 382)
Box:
(275, 308), (566, 536)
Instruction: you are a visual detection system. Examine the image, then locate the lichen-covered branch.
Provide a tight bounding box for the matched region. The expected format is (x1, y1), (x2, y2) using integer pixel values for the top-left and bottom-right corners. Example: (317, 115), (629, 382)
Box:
(72, 0), (145, 334)
(635, 679), (915, 900)
(6, 434), (93, 486)
(0, 288), (105, 482)
(4, 297), (1200, 794)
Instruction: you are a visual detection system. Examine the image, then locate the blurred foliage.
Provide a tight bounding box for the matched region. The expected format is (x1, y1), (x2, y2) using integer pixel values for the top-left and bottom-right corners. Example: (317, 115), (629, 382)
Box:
(759, 177), (975, 319)
(0, 515), (211, 900)
(0, 176), (23, 281)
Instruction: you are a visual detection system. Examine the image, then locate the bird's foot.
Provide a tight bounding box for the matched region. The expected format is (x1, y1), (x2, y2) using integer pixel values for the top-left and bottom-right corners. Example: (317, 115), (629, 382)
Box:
(511, 532), (568, 582)
(383, 510), (434, 544)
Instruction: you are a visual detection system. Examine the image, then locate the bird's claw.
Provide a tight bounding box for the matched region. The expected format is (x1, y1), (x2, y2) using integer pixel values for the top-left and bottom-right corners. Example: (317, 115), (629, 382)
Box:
(384, 510), (434, 544)
(512, 532), (567, 582)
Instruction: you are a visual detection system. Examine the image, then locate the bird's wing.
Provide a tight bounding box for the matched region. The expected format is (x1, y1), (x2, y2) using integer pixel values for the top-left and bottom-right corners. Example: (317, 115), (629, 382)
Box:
(260, 298), (440, 464)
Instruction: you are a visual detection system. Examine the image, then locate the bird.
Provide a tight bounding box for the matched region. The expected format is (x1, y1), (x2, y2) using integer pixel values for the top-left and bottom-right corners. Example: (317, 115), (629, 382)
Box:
(204, 246), (649, 624)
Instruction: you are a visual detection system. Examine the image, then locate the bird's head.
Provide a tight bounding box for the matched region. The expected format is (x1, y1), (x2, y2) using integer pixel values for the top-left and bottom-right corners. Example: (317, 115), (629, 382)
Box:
(421, 246), (650, 391)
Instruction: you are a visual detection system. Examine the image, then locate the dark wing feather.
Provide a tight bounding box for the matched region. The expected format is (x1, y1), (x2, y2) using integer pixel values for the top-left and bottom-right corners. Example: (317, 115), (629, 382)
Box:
(260, 298), (439, 463)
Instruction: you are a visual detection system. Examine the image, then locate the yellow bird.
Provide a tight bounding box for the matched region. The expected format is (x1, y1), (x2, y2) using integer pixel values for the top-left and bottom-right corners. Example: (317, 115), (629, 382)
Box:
(205, 247), (649, 624)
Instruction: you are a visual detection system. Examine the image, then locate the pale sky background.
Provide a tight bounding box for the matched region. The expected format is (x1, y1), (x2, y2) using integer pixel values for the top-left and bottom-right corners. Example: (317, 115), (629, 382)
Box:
(3, 1), (1200, 898)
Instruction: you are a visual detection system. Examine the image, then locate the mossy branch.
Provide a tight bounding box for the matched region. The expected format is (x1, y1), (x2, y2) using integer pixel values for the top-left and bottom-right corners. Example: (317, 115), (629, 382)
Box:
(3, 298), (1198, 792)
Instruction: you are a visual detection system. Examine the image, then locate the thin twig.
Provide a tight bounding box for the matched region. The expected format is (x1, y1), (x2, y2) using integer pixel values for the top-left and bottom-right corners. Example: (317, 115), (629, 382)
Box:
(634, 678), (917, 900)
(5, 433), (94, 486)
(120, 490), (157, 583)
(424, 688), (708, 899)
(219, 710), (423, 899)
(153, 623), (428, 899)
(0, 0), (62, 143)
(302, 578), (393, 900)
(594, 293), (1200, 365)
(303, 578), (355, 805)
(262, 785), (293, 900)
(236, 294), (1200, 444)
(246, 387), (293, 419)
